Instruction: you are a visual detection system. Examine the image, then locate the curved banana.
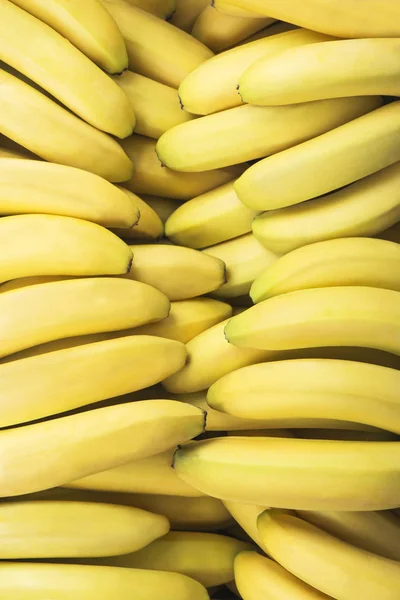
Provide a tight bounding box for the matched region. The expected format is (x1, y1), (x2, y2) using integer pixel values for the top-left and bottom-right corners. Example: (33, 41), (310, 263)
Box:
(10, 0), (128, 73)
(225, 286), (400, 355)
(178, 28), (333, 115)
(0, 215), (133, 284)
(173, 436), (400, 510)
(0, 1), (134, 138)
(251, 238), (400, 302)
(208, 358), (400, 434)
(102, 0), (213, 88)
(112, 188), (164, 242)
(235, 100), (400, 211)
(0, 500), (169, 558)
(166, 182), (258, 248)
(156, 96), (378, 172)
(113, 70), (194, 140)
(122, 134), (243, 200)
(224, 501), (266, 549)
(0, 562), (209, 600)
(239, 39), (400, 106)
(0, 68), (133, 181)
(252, 161), (400, 254)
(126, 0), (176, 19)
(125, 243), (226, 300)
(141, 195), (180, 224)
(170, 0), (208, 31)
(258, 511), (400, 600)
(203, 234), (277, 298)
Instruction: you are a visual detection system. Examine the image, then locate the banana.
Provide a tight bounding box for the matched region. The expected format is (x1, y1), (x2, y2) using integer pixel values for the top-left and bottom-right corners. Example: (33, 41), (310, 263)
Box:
(235, 551), (331, 600)
(235, 100), (400, 211)
(135, 298), (232, 343)
(239, 39), (400, 106)
(251, 238), (400, 302)
(67, 448), (205, 497)
(213, 0), (266, 18)
(173, 436), (400, 510)
(252, 162), (400, 254)
(258, 511), (400, 600)
(191, 5), (274, 53)
(0, 500), (169, 558)
(0, 1), (134, 138)
(122, 134), (244, 199)
(0, 215), (133, 284)
(96, 531), (251, 587)
(224, 501), (267, 549)
(112, 188), (164, 242)
(10, 0), (128, 74)
(178, 28), (333, 115)
(203, 234), (277, 298)
(170, 0), (208, 32)
(208, 358), (400, 434)
(113, 70), (194, 140)
(126, 0), (176, 19)
(102, 0), (213, 88)
(211, 0), (400, 38)
(0, 562), (209, 600)
(166, 182), (259, 248)
(125, 243), (226, 300)
(298, 510), (400, 562)
(156, 96), (379, 172)
(0, 68), (133, 181)
(141, 195), (180, 224)
(225, 286), (400, 355)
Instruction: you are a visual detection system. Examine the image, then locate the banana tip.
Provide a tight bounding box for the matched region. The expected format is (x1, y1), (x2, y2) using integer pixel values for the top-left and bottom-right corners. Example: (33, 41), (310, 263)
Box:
(126, 252), (134, 274)
(223, 320), (232, 344)
(155, 147), (165, 168)
(171, 445), (181, 468)
(178, 93), (184, 111)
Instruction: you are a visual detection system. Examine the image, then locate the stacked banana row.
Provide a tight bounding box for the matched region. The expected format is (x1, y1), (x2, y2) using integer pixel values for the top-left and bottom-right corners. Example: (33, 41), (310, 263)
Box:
(0, 0), (399, 599)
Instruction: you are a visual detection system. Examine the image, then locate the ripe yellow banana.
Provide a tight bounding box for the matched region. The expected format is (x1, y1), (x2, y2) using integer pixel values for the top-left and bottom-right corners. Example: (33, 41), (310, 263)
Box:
(173, 436), (400, 510)
(252, 161), (400, 254)
(67, 448), (205, 497)
(166, 181), (259, 248)
(170, 0), (208, 31)
(213, 0), (266, 18)
(0, 500), (169, 558)
(0, 562), (209, 600)
(235, 100), (400, 211)
(203, 234), (277, 298)
(0, 68), (133, 182)
(156, 96), (378, 172)
(258, 511), (400, 600)
(111, 188), (164, 242)
(126, 0), (176, 19)
(0, 215), (133, 284)
(298, 510), (400, 562)
(239, 39), (400, 106)
(178, 28), (333, 115)
(113, 70), (194, 140)
(225, 286), (400, 355)
(191, 5), (274, 53)
(224, 501), (266, 549)
(102, 0), (213, 87)
(10, 0), (128, 73)
(141, 195), (180, 224)
(208, 358), (400, 434)
(122, 134), (243, 199)
(0, 1), (134, 138)
(125, 243), (226, 300)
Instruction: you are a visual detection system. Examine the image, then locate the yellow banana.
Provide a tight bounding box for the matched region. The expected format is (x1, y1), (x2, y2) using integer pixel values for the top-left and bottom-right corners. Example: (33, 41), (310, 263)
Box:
(126, 0), (176, 19)
(213, 0), (266, 18)
(113, 70), (194, 140)
(122, 134), (243, 199)
(0, 1), (134, 138)
(156, 96), (378, 172)
(170, 0), (209, 32)
(258, 511), (400, 600)
(203, 234), (277, 298)
(125, 243), (226, 300)
(239, 39), (400, 106)
(166, 182), (259, 248)
(252, 161), (400, 254)
(225, 286), (400, 355)
(178, 28), (333, 115)
(0, 562), (209, 600)
(235, 551), (331, 600)
(251, 238), (400, 302)
(0, 500), (169, 558)
(191, 5), (274, 53)
(102, 0), (213, 87)
(235, 100), (400, 211)
(10, 0), (128, 73)
(173, 436), (400, 510)
(112, 188), (164, 242)
(141, 195), (180, 224)
(0, 68), (133, 181)
(224, 501), (266, 549)
(0, 215), (133, 284)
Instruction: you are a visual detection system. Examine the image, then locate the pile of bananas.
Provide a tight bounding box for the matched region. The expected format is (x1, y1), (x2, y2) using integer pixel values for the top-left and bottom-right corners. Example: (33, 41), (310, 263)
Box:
(0, 0), (399, 598)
